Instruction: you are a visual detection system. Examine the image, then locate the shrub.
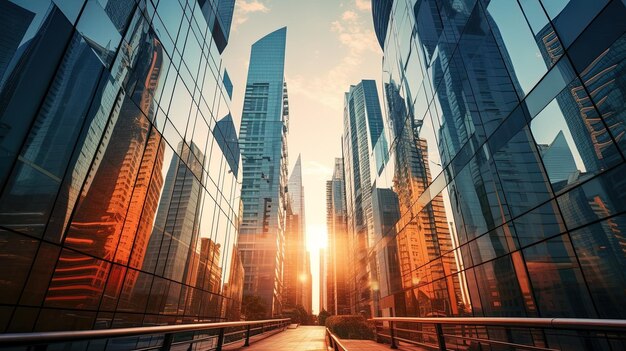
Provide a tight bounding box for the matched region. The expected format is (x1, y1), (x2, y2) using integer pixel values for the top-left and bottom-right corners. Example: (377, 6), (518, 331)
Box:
(318, 309), (331, 326)
(325, 315), (375, 340)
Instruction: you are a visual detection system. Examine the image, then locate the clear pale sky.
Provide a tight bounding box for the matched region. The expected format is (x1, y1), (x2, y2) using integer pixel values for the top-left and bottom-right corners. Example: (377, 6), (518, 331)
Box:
(222, 0), (382, 314)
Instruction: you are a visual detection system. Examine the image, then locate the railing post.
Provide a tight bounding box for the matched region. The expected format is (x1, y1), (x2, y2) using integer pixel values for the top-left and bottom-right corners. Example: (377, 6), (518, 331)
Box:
(389, 321), (398, 349)
(162, 333), (174, 351)
(435, 323), (447, 351)
(244, 324), (251, 346)
(215, 327), (225, 351)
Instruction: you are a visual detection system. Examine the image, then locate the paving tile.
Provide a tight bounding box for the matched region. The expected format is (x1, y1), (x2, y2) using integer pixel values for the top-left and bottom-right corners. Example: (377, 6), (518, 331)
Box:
(224, 326), (327, 351)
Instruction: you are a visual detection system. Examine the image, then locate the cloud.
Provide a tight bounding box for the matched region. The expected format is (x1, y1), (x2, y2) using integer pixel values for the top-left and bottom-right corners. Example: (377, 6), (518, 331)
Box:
(332, 11), (379, 57)
(355, 0), (371, 11)
(342, 10), (358, 21)
(302, 161), (333, 177)
(232, 0), (270, 29)
(287, 6), (380, 111)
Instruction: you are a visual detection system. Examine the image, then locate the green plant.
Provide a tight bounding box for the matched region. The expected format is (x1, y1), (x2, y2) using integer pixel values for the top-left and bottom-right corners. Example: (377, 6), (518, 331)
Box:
(284, 305), (311, 325)
(325, 315), (375, 340)
(241, 295), (268, 320)
(318, 309), (331, 326)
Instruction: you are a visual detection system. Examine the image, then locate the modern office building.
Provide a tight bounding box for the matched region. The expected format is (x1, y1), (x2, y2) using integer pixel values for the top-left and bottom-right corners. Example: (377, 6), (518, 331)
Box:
(283, 155), (311, 314)
(0, 0), (242, 332)
(302, 252), (312, 315)
(237, 27), (290, 318)
(342, 79), (387, 317)
(372, 0), (626, 327)
(324, 158), (350, 315)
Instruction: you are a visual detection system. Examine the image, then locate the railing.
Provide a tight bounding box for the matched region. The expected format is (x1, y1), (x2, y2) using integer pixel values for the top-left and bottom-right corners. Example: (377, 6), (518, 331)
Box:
(0, 318), (291, 351)
(371, 317), (626, 351)
(325, 327), (350, 351)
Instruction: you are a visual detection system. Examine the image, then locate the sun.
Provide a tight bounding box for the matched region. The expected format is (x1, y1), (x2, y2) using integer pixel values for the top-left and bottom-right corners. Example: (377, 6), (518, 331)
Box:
(306, 223), (328, 251)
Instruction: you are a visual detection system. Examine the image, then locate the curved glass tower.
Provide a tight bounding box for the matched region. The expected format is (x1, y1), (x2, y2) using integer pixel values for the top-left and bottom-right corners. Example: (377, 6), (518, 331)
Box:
(0, 0), (242, 332)
(371, 0), (626, 342)
(237, 27), (290, 318)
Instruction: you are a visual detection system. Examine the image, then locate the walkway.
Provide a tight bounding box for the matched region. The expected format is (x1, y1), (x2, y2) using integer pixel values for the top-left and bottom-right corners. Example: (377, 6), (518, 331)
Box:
(339, 339), (430, 351)
(223, 325), (431, 351)
(224, 325), (326, 351)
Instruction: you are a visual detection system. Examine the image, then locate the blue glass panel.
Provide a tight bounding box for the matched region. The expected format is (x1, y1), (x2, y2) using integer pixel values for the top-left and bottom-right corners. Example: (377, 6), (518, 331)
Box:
(0, 230), (38, 304)
(486, 0), (550, 97)
(468, 224), (515, 265)
(0, 34), (103, 237)
(570, 214), (626, 318)
(53, 0), (86, 24)
(513, 200), (566, 247)
(524, 57), (575, 118)
(523, 234), (596, 317)
(18, 243), (60, 306)
(458, 1), (520, 136)
(76, 0), (122, 67)
(492, 126), (552, 217)
(557, 163), (626, 230)
(542, 0), (609, 48)
(472, 255), (527, 316)
(156, 0), (184, 41)
(0, 4), (73, 189)
(531, 80), (621, 192)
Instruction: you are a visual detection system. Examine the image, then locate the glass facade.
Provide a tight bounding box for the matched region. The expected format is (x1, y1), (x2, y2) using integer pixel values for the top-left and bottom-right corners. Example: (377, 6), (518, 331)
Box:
(237, 27), (289, 318)
(0, 0), (243, 332)
(369, 0), (626, 327)
(323, 158), (351, 315)
(283, 156), (312, 314)
(342, 79), (389, 317)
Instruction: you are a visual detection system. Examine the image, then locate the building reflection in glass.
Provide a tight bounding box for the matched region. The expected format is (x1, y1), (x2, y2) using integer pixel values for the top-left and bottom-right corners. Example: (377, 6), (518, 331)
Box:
(371, 0), (626, 339)
(0, 0), (241, 331)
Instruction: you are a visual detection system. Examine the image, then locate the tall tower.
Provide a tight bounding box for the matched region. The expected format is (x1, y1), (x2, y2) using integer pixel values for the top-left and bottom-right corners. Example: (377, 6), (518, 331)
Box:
(284, 155), (310, 313)
(342, 80), (385, 317)
(325, 158), (350, 315)
(238, 27), (289, 318)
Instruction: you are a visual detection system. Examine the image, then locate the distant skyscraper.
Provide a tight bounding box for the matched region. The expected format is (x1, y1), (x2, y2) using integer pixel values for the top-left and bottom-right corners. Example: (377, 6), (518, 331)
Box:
(283, 155), (310, 313)
(0, 1), (33, 83)
(324, 158), (350, 315)
(238, 27), (289, 318)
(142, 142), (204, 286)
(537, 131), (579, 184)
(303, 251), (312, 314)
(342, 79), (385, 317)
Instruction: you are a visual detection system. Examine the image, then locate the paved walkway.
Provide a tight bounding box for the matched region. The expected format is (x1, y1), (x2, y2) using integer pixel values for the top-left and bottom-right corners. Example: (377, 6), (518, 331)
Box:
(339, 339), (431, 351)
(222, 325), (430, 351)
(224, 326), (326, 351)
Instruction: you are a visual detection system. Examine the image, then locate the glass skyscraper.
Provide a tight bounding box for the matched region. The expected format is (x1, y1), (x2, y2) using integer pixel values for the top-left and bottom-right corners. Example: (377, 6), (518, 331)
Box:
(323, 158), (350, 315)
(0, 0), (242, 332)
(283, 155), (312, 314)
(370, 0), (626, 332)
(237, 27), (290, 318)
(342, 79), (389, 317)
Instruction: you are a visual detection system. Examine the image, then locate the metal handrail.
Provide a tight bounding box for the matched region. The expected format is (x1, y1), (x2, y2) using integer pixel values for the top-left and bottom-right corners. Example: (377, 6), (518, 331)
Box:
(0, 318), (291, 350)
(325, 328), (350, 351)
(370, 317), (626, 351)
(370, 317), (626, 331)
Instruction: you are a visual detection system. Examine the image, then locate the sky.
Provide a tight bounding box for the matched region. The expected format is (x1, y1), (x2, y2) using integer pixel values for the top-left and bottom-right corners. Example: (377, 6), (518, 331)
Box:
(222, 0), (383, 314)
